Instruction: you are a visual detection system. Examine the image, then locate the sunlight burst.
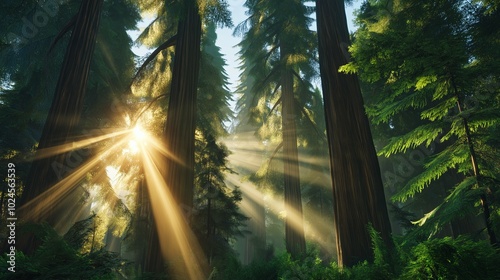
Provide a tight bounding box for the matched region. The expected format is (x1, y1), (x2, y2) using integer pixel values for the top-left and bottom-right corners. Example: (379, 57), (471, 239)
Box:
(126, 123), (148, 154)
(133, 124), (147, 140)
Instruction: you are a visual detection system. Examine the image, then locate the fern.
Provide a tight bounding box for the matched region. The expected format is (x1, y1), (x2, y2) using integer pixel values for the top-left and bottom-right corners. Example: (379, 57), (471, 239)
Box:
(392, 143), (469, 202)
(378, 123), (443, 157)
(412, 177), (479, 232)
(371, 89), (432, 124)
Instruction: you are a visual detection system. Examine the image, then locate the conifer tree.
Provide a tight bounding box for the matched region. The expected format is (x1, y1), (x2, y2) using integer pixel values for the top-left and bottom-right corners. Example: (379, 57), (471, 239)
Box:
(1, 0), (139, 254)
(132, 1), (232, 273)
(193, 22), (247, 263)
(315, 0), (393, 267)
(236, 0), (318, 258)
(17, 0), (105, 254)
(343, 0), (500, 244)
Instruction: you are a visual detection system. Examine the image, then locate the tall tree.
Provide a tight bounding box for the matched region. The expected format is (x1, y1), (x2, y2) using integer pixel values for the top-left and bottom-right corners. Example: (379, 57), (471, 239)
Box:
(236, 0), (317, 258)
(315, 0), (393, 267)
(17, 0), (104, 253)
(192, 21), (247, 264)
(133, 1), (232, 273)
(141, 1), (203, 272)
(162, 0), (201, 210)
(342, 0), (500, 244)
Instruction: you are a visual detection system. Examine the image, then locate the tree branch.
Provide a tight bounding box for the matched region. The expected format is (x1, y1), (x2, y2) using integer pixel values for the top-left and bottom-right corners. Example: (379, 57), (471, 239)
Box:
(266, 141), (284, 176)
(131, 94), (167, 126)
(296, 100), (327, 143)
(47, 15), (77, 54)
(269, 96), (281, 117)
(131, 35), (177, 84)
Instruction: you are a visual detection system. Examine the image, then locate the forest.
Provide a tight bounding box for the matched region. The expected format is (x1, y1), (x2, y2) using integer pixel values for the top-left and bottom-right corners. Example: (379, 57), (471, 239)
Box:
(1, 0), (499, 279)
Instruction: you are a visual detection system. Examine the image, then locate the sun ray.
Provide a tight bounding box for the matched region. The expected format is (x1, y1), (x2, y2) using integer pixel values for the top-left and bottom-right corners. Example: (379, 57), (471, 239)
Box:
(146, 136), (186, 166)
(20, 137), (130, 226)
(33, 129), (130, 160)
(140, 146), (208, 279)
(225, 172), (334, 250)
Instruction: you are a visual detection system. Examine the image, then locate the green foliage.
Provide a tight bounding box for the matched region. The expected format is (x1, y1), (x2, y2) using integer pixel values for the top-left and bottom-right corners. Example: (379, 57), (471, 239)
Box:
(1, 221), (125, 279)
(211, 233), (500, 280)
(63, 214), (97, 251)
(193, 131), (249, 258)
(347, 0), (500, 239)
(198, 22), (233, 138)
(235, 0), (318, 132)
(400, 237), (500, 280)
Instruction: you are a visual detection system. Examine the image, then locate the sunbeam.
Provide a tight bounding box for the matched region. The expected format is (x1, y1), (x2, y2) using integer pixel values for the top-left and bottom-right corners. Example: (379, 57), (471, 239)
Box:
(140, 146), (208, 280)
(33, 129), (131, 160)
(19, 136), (130, 228)
(225, 172), (334, 251)
(146, 136), (185, 166)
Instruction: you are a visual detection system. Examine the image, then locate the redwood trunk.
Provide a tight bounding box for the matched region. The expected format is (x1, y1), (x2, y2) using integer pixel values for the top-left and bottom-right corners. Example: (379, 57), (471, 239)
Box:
(315, 0), (392, 267)
(162, 1), (201, 211)
(144, 1), (202, 274)
(281, 45), (306, 258)
(19, 0), (103, 252)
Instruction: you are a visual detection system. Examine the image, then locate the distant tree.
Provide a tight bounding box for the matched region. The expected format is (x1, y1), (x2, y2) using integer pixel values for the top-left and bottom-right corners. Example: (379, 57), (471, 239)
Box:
(192, 22), (247, 263)
(236, 0), (318, 258)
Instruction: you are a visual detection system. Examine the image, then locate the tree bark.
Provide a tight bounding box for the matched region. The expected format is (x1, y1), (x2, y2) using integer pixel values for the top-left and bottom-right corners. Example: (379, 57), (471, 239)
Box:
(144, 1), (202, 274)
(315, 0), (393, 267)
(162, 1), (201, 212)
(18, 0), (103, 253)
(281, 44), (306, 258)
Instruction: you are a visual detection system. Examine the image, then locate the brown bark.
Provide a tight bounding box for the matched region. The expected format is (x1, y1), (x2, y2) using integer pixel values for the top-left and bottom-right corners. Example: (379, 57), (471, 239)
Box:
(281, 45), (306, 258)
(162, 2), (201, 211)
(144, 1), (203, 274)
(18, 0), (103, 252)
(315, 0), (392, 267)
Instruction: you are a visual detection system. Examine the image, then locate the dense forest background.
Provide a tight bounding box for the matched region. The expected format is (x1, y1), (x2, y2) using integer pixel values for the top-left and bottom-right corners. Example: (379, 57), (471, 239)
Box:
(1, 0), (499, 279)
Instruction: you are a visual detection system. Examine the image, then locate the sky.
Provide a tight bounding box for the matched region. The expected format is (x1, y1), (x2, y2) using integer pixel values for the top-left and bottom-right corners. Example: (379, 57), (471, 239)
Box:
(130, 1), (361, 100)
(215, 0), (360, 93)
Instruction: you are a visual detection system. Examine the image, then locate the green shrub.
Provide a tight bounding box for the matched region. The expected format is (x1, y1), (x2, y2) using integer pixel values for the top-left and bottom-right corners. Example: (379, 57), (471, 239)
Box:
(1, 221), (125, 280)
(400, 237), (500, 280)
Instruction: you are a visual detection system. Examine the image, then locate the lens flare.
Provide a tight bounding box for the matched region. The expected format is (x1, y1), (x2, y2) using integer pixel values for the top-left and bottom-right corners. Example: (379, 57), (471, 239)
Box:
(133, 124), (147, 140)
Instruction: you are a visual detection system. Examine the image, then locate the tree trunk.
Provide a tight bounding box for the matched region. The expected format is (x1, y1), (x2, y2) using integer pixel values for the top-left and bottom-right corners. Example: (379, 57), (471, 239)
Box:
(162, 1), (201, 212)
(452, 78), (497, 245)
(19, 0), (103, 253)
(144, 1), (202, 274)
(281, 44), (306, 259)
(315, 0), (392, 267)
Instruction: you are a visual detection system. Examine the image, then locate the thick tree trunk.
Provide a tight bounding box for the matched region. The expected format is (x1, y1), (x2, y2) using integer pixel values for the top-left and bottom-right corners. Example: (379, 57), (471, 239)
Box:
(281, 45), (306, 259)
(18, 0), (103, 252)
(163, 1), (201, 212)
(144, 1), (202, 274)
(315, 0), (392, 267)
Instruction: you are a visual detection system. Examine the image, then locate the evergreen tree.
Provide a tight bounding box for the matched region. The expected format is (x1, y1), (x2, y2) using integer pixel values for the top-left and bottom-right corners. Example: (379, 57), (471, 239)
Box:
(315, 0), (393, 267)
(343, 0), (500, 244)
(0, 0), (139, 255)
(132, 1), (232, 274)
(236, 0), (318, 258)
(192, 22), (247, 263)
(17, 0), (105, 253)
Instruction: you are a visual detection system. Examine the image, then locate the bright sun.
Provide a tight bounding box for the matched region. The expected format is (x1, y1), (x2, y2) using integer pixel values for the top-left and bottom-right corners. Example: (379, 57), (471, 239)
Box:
(133, 124), (146, 140)
(127, 124), (147, 154)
